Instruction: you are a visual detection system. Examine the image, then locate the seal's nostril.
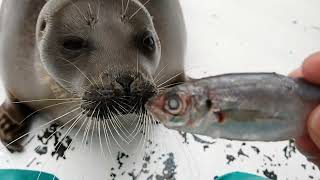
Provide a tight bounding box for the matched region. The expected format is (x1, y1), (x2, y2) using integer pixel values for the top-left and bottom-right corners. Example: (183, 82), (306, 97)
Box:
(116, 75), (135, 94)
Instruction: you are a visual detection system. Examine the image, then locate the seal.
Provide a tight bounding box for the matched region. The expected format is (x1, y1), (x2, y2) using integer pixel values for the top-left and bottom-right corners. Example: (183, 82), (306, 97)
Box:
(0, 0), (187, 152)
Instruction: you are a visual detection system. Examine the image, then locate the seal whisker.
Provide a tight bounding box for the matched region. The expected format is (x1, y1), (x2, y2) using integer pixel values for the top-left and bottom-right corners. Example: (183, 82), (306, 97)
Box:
(52, 112), (89, 180)
(0, 106), (82, 151)
(81, 118), (92, 151)
(97, 119), (105, 157)
(157, 82), (184, 90)
(107, 107), (129, 143)
(136, 52), (140, 74)
(147, 114), (154, 142)
(136, 109), (148, 155)
(127, 97), (141, 115)
(89, 116), (96, 153)
(35, 110), (85, 180)
(73, 116), (89, 153)
(90, 74), (101, 87)
(13, 98), (81, 103)
(108, 108), (131, 144)
(102, 116), (116, 164)
(56, 77), (91, 94)
(153, 64), (168, 83)
(128, 97), (143, 125)
(110, 99), (129, 114)
(96, 0), (101, 21)
(122, 0), (131, 18)
(79, 117), (89, 151)
(156, 71), (183, 88)
(70, 0), (89, 22)
(98, 72), (105, 88)
(19, 101), (82, 125)
(83, 119), (92, 151)
(128, 108), (143, 141)
(83, 102), (100, 151)
(121, 0), (124, 16)
(104, 110), (128, 153)
(131, 108), (144, 154)
(110, 106), (133, 141)
(57, 57), (96, 88)
(128, 0), (151, 21)
(88, 2), (93, 19)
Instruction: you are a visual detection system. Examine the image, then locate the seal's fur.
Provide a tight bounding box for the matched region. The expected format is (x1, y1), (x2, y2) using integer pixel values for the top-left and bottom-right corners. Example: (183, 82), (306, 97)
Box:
(0, 0), (186, 152)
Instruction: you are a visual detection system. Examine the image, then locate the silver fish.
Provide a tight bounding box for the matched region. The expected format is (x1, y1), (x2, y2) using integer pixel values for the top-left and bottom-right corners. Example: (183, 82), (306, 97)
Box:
(146, 73), (320, 141)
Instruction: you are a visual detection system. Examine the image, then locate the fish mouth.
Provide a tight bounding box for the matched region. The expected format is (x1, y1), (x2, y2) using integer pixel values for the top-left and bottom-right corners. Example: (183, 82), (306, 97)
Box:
(145, 95), (169, 123)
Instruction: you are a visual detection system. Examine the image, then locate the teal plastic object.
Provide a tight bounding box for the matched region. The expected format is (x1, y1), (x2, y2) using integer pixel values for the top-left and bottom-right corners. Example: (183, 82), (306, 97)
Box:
(216, 172), (269, 180)
(0, 169), (58, 180)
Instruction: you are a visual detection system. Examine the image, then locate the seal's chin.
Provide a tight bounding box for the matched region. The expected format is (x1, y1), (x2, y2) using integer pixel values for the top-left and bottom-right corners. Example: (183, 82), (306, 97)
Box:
(81, 84), (157, 119)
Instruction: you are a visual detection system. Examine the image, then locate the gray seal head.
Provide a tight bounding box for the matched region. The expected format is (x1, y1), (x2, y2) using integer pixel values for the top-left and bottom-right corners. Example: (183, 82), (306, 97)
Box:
(36, 0), (163, 117)
(0, 0), (186, 151)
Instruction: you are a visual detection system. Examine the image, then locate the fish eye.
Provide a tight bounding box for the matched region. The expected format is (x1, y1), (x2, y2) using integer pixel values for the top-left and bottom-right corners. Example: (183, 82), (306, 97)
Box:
(164, 95), (183, 115)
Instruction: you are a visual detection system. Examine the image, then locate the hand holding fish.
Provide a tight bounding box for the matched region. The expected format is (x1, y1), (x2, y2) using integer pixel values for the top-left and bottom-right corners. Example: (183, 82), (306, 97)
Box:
(290, 51), (320, 166)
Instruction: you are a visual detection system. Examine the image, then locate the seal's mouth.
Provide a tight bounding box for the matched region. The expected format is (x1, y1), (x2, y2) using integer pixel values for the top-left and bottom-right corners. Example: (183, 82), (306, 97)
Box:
(81, 84), (157, 119)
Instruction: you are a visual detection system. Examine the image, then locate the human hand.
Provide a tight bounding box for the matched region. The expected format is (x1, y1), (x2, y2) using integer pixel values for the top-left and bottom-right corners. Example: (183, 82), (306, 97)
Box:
(290, 51), (320, 166)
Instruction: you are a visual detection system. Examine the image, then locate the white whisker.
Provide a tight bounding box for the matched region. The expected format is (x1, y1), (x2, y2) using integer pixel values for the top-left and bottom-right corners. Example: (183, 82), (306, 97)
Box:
(104, 111), (128, 153)
(153, 64), (168, 83)
(57, 56), (95, 87)
(0, 106), (82, 151)
(156, 72), (183, 88)
(128, 0), (151, 21)
(19, 100), (81, 125)
(13, 98), (81, 103)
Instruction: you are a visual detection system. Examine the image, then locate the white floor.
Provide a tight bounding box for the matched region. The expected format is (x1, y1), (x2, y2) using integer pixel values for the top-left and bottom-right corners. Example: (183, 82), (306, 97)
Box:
(0, 0), (320, 179)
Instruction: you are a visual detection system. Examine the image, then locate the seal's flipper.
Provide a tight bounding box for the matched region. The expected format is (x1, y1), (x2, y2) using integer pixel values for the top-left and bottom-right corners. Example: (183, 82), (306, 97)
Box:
(0, 93), (33, 152)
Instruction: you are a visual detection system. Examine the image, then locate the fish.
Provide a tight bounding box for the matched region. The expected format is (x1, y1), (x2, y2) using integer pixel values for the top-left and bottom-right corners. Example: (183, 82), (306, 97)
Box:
(146, 73), (320, 141)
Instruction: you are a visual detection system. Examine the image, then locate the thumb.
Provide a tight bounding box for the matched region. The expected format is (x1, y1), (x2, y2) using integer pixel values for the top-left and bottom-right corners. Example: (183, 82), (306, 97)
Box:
(308, 105), (320, 149)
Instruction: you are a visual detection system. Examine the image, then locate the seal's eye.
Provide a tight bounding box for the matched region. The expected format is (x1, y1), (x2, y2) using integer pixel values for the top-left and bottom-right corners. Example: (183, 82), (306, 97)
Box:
(63, 36), (86, 51)
(164, 95), (183, 115)
(138, 31), (156, 54)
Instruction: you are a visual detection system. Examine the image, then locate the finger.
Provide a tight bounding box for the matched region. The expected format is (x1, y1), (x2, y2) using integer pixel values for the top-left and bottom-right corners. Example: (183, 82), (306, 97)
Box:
(302, 51), (320, 85)
(288, 68), (303, 78)
(306, 105), (320, 166)
(295, 134), (320, 166)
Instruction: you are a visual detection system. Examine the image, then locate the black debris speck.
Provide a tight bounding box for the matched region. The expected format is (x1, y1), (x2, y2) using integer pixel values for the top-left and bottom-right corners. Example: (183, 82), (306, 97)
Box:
(251, 146), (260, 154)
(147, 175), (154, 180)
(263, 169), (277, 180)
(226, 155), (236, 165)
(192, 134), (215, 144)
(263, 155), (273, 162)
(237, 148), (249, 158)
(203, 145), (209, 152)
(35, 146), (48, 155)
(51, 136), (72, 160)
(117, 152), (129, 169)
(26, 157), (37, 167)
(283, 139), (296, 159)
(178, 131), (189, 144)
(155, 153), (177, 180)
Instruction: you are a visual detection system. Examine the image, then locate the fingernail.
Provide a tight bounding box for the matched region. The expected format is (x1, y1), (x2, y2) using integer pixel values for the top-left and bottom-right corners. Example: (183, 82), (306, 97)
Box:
(309, 106), (320, 138)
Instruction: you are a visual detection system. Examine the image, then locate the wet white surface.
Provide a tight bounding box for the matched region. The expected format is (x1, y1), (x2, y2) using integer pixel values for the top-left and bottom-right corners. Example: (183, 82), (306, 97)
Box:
(0, 0), (320, 179)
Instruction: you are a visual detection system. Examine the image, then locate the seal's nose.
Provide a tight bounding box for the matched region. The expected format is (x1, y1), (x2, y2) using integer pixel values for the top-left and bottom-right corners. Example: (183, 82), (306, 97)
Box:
(116, 75), (135, 94)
